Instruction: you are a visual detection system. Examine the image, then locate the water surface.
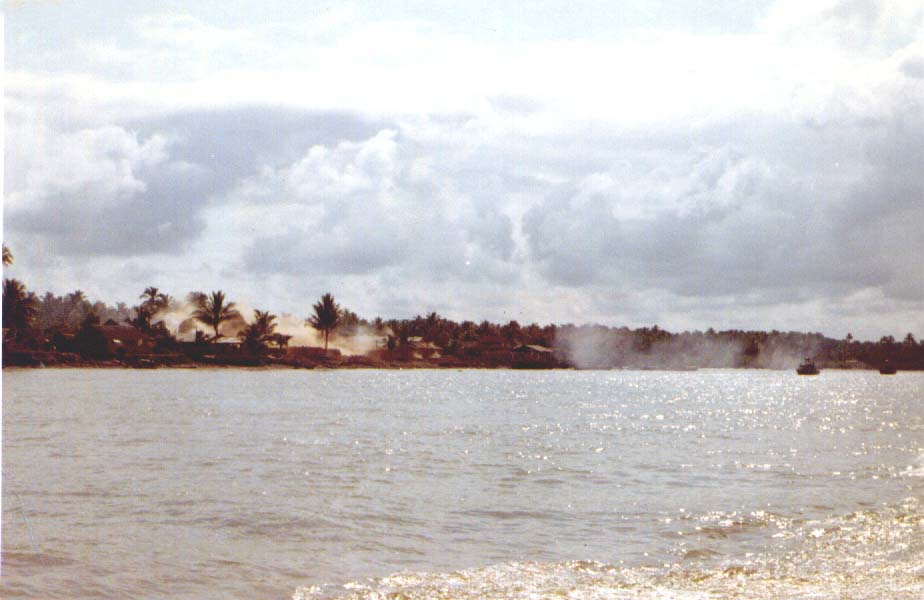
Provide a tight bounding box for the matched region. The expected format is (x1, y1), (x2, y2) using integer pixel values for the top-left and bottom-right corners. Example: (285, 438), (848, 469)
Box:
(3, 369), (923, 598)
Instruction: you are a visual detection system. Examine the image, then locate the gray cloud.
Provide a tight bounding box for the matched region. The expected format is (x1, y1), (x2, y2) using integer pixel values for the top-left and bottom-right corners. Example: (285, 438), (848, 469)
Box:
(5, 1), (924, 339)
(901, 53), (924, 79)
(129, 107), (385, 182)
(237, 124), (520, 284)
(523, 103), (924, 305)
(5, 106), (384, 257)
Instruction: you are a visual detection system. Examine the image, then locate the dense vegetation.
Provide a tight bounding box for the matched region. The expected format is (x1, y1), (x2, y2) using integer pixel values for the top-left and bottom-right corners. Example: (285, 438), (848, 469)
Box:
(3, 245), (923, 370)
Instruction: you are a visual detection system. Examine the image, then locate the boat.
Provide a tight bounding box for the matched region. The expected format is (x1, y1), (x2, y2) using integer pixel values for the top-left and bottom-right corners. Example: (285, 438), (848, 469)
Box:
(796, 357), (820, 375)
(879, 360), (897, 375)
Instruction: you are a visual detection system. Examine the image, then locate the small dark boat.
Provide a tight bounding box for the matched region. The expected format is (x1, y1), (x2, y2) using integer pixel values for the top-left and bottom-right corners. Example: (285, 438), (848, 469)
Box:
(797, 357), (820, 375)
(879, 360), (897, 375)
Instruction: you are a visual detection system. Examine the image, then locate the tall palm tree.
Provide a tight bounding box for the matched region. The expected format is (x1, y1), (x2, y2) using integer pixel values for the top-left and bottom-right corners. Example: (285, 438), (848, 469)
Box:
(307, 292), (340, 353)
(3, 278), (38, 337)
(191, 290), (241, 340)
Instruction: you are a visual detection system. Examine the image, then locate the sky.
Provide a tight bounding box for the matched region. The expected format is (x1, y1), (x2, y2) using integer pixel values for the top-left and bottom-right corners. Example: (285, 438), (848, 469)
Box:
(3, 0), (924, 340)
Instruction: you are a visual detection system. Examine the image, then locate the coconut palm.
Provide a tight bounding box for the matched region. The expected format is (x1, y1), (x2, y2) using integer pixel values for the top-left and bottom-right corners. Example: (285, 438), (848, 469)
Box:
(140, 287), (171, 310)
(129, 287), (172, 333)
(3, 278), (38, 337)
(242, 309), (278, 354)
(307, 292), (340, 353)
(191, 290), (241, 340)
(257, 309), (277, 332)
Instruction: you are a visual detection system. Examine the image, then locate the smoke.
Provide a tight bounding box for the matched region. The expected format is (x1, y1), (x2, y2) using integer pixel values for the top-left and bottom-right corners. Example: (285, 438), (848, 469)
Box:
(646, 335), (744, 369)
(148, 301), (195, 335)
(554, 326), (745, 370)
(274, 314), (384, 354)
(150, 299), (380, 355)
(750, 339), (822, 369)
(274, 312), (321, 347)
(554, 326), (620, 369)
(331, 325), (383, 356)
(554, 326), (826, 370)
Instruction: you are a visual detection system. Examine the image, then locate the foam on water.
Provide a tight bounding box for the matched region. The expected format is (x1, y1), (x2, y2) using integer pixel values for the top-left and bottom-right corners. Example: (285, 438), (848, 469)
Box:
(295, 497), (924, 600)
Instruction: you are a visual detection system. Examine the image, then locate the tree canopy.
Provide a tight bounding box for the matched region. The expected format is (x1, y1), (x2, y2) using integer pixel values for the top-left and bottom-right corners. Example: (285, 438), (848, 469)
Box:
(3, 278), (38, 336)
(307, 292), (340, 353)
(191, 290), (241, 340)
(130, 287), (172, 332)
(242, 309), (278, 354)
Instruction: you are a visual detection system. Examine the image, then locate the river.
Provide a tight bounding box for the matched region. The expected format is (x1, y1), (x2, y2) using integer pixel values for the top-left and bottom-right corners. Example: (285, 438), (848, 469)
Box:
(3, 368), (923, 598)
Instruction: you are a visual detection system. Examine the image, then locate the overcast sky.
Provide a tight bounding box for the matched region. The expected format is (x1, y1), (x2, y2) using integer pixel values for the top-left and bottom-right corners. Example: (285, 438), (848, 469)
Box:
(4, 0), (923, 339)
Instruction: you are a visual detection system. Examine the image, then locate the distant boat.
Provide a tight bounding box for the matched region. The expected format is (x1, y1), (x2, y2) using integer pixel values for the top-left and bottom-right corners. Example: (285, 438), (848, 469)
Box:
(797, 357), (820, 375)
(879, 360), (897, 375)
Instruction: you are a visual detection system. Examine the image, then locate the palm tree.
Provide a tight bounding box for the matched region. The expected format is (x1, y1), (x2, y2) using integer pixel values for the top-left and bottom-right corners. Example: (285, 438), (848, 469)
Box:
(126, 286), (173, 333)
(242, 309), (278, 354)
(3, 278), (38, 337)
(140, 287), (171, 310)
(191, 290), (241, 340)
(2, 245), (13, 266)
(253, 310), (278, 336)
(132, 286), (172, 332)
(307, 292), (340, 353)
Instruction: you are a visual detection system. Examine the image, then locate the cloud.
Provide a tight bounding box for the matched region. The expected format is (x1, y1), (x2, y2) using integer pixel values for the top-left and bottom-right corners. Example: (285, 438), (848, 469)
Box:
(4, 123), (209, 255)
(523, 144), (801, 290)
(762, 0), (924, 52)
(4, 1), (924, 339)
(523, 90), (924, 306)
(235, 126), (518, 283)
(3, 104), (384, 257)
(900, 47), (924, 79)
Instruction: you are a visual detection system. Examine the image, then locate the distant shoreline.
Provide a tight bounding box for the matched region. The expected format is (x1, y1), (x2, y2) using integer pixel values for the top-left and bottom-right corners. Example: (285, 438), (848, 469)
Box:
(4, 362), (917, 372)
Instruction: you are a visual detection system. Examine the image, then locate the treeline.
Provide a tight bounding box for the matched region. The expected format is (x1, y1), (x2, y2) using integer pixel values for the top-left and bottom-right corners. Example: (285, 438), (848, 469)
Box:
(366, 318), (924, 370)
(3, 245), (923, 369)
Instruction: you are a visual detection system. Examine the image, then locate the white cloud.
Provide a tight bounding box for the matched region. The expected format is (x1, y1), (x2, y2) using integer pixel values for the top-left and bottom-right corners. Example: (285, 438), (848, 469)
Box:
(9, 125), (168, 209)
(761, 0), (924, 53)
(4, 0), (924, 338)
(216, 125), (518, 283)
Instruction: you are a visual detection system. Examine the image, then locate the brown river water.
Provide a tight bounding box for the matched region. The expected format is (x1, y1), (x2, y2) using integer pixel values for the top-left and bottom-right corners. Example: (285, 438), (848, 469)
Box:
(2, 368), (923, 598)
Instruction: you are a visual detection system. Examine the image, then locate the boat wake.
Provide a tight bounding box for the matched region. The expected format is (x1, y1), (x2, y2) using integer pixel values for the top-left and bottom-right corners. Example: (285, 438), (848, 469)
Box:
(294, 498), (924, 600)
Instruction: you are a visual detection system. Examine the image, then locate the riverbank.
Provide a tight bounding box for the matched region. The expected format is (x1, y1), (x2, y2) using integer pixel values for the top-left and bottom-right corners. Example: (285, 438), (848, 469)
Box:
(0, 350), (557, 370)
(5, 346), (921, 371)
(5, 360), (919, 371)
